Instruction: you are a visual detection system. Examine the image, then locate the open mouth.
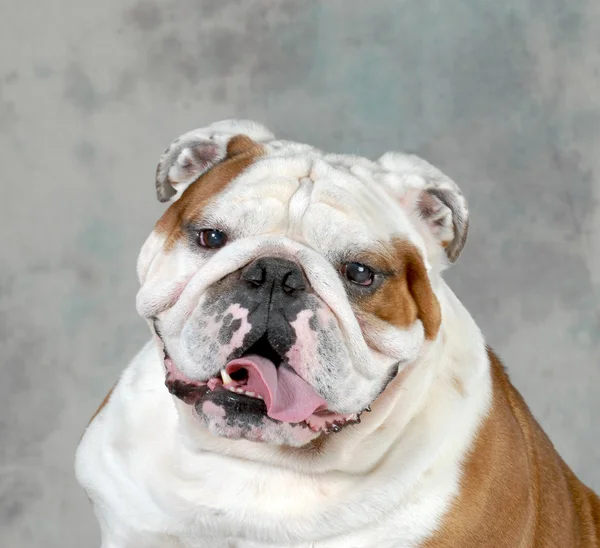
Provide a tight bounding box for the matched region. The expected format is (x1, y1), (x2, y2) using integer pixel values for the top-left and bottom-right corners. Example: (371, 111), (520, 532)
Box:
(162, 334), (366, 434)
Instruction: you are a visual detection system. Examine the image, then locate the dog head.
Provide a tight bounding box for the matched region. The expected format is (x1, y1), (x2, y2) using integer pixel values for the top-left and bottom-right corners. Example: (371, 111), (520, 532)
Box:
(136, 120), (468, 447)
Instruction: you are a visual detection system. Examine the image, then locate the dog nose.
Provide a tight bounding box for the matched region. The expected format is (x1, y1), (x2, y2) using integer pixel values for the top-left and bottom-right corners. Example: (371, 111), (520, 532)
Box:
(242, 257), (308, 295)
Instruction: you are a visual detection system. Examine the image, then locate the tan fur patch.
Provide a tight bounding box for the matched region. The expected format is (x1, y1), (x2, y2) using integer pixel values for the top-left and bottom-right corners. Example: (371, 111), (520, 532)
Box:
(451, 375), (465, 397)
(421, 349), (600, 547)
(155, 136), (264, 251)
(358, 240), (441, 340)
(88, 384), (116, 426)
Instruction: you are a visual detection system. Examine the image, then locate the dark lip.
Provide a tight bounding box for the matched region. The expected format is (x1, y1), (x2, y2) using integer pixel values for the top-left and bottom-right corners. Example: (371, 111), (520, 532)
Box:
(164, 371), (271, 418)
(164, 373), (209, 405)
(198, 387), (273, 420)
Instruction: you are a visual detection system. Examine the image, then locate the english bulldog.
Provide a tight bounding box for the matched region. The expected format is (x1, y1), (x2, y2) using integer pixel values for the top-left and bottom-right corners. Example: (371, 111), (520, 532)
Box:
(75, 119), (599, 547)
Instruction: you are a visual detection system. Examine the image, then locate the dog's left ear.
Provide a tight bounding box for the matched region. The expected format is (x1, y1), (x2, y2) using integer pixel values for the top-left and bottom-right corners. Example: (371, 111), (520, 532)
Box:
(377, 152), (469, 263)
(155, 119), (274, 203)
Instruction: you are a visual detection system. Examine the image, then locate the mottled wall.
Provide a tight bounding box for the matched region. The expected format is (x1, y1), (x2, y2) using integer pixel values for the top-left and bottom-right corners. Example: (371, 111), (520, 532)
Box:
(1, 1), (599, 546)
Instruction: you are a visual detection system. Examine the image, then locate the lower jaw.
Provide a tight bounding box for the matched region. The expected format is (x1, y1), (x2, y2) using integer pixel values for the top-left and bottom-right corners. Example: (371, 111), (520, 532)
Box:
(167, 378), (363, 437)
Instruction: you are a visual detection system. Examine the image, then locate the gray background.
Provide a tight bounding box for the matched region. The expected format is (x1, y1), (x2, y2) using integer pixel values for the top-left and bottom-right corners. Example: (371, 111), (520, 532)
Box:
(1, 0), (599, 546)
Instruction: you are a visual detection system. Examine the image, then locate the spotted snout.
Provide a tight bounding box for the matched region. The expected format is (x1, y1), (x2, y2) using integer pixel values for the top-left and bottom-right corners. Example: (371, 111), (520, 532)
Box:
(235, 257), (313, 358)
(180, 256), (320, 374)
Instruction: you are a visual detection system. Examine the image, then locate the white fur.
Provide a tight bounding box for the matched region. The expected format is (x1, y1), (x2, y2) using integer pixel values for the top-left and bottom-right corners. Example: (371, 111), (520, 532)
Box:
(76, 120), (492, 547)
(76, 284), (491, 547)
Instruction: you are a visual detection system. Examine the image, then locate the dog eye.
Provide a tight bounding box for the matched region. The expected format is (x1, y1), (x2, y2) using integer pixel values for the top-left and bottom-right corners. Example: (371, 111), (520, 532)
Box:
(341, 262), (374, 286)
(198, 229), (228, 249)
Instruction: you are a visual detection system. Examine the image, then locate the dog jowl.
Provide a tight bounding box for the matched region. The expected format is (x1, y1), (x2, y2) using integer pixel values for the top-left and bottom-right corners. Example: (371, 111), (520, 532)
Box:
(161, 255), (365, 444)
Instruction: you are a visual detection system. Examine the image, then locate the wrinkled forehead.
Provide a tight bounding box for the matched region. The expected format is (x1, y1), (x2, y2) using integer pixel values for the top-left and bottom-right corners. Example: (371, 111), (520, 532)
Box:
(200, 146), (425, 256)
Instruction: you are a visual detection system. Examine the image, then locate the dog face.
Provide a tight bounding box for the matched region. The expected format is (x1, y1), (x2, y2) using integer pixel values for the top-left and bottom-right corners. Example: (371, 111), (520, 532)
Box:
(136, 120), (468, 447)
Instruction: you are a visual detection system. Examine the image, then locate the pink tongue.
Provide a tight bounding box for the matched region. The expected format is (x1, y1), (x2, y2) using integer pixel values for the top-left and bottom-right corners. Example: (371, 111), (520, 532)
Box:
(225, 355), (327, 422)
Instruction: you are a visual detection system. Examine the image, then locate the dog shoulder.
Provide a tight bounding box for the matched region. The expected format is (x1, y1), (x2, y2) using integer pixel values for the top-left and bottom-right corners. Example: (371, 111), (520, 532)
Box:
(75, 341), (177, 536)
(421, 347), (600, 547)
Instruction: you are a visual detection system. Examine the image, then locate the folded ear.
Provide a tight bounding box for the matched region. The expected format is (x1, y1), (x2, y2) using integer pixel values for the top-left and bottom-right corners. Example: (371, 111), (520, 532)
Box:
(155, 119), (274, 203)
(377, 152), (469, 263)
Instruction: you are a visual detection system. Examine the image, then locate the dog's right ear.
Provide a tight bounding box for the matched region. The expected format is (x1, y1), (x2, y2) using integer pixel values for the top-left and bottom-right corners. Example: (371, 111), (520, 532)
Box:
(155, 119), (274, 203)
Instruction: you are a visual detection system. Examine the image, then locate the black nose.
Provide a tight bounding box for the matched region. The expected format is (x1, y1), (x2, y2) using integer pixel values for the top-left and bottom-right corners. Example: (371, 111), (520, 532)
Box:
(242, 257), (308, 296)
